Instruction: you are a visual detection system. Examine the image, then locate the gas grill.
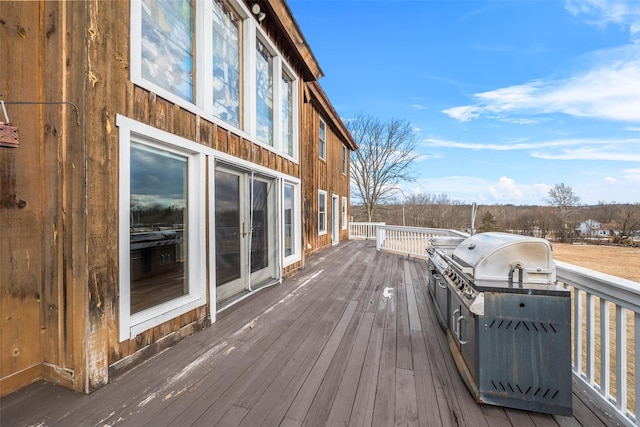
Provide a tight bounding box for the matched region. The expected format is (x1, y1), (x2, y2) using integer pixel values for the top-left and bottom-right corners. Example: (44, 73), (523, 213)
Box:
(426, 232), (572, 416)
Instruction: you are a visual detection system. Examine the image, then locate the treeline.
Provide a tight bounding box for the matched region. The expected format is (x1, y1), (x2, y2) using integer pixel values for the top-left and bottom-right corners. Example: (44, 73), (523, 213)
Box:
(350, 196), (640, 243)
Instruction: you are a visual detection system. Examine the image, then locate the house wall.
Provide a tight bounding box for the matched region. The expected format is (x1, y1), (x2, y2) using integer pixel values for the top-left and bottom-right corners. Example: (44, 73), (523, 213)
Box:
(1, 0), (354, 396)
(301, 92), (352, 257)
(1, 1), (87, 396)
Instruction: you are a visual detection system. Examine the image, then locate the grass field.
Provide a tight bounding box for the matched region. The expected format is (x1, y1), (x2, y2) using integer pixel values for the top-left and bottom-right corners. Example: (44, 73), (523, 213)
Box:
(553, 242), (640, 283)
(553, 243), (640, 416)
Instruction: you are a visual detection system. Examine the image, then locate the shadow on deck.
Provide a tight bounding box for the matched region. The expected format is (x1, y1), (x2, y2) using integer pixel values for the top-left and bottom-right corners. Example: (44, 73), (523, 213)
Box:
(0, 240), (615, 426)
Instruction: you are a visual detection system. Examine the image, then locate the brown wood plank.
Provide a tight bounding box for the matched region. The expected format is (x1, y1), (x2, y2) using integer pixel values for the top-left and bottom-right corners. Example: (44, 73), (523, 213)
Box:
(405, 260), (423, 332)
(395, 367), (419, 426)
(372, 256), (399, 427)
(208, 405), (249, 427)
(284, 300), (359, 423)
(412, 275), (467, 426)
(325, 311), (376, 426)
(347, 253), (393, 426)
(397, 272), (413, 371)
(409, 330), (444, 427)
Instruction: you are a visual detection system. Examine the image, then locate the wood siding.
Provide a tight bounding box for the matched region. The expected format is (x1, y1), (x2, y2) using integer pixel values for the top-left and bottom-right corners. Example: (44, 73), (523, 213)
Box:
(301, 86), (352, 258)
(1, 0), (353, 396)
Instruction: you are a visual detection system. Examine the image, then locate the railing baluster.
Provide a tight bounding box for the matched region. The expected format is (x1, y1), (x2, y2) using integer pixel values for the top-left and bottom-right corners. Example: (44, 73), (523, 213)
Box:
(586, 292), (595, 385)
(575, 289), (583, 377)
(601, 298), (610, 399)
(616, 305), (627, 412)
(635, 312), (640, 421)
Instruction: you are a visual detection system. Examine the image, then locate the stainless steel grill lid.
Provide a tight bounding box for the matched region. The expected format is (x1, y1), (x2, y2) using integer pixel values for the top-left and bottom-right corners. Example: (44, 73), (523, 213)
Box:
(451, 232), (555, 286)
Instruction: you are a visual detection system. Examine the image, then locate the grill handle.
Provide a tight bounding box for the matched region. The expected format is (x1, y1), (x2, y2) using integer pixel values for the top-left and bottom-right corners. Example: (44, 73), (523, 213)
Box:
(452, 308), (468, 345)
(508, 263), (524, 288)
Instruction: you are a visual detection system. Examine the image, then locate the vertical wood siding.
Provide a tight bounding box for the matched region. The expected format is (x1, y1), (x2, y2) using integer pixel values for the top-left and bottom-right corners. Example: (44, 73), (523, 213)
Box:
(1, 0), (347, 396)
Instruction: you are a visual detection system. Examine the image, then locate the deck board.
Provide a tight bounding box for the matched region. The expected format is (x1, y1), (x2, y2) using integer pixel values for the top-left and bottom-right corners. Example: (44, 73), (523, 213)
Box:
(0, 240), (613, 427)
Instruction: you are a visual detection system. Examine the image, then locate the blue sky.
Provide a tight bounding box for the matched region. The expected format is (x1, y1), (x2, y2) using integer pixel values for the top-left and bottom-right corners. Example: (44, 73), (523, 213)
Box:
(287, 0), (640, 206)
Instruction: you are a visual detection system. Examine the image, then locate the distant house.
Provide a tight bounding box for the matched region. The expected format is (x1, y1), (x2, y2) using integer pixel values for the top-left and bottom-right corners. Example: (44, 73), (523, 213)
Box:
(577, 219), (613, 239)
(0, 0), (356, 397)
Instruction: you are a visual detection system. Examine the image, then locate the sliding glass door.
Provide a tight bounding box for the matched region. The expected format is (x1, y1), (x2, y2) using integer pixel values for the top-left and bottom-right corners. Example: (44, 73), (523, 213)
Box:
(214, 164), (277, 304)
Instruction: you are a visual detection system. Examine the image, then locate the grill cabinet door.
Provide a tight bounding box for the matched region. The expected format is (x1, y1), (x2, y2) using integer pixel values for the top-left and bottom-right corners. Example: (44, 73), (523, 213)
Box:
(477, 292), (572, 416)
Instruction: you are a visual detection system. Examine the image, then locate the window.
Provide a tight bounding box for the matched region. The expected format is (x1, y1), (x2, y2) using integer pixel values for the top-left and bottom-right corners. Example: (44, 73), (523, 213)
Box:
(118, 116), (206, 341)
(282, 73), (294, 157)
(319, 119), (326, 160)
(318, 190), (327, 235)
(341, 145), (347, 175)
(256, 38), (274, 146)
(283, 184), (296, 258)
(140, 0), (194, 102)
(342, 197), (348, 230)
(131, 0), (299, 159)
(211, 0), (241, 127)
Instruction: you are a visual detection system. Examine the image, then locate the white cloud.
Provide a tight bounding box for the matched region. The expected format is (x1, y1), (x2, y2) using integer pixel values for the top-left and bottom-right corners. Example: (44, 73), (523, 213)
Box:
(407, 176), (551, 205)
(565, 0), (640, 38)
(424, 137), (640, 159)
(442, 44), (640, 123)
(440, 105), (480, 122)
(623, 168), (640, 181)
(604, 176), (618, 183)
(488, 177), (524, 201)
(531, 143), (640, 161)
(412, 104), (425, 110)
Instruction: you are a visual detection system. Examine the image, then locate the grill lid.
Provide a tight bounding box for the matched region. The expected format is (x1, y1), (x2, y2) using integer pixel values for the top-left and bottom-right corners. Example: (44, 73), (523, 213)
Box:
(451, 232), (555, 286)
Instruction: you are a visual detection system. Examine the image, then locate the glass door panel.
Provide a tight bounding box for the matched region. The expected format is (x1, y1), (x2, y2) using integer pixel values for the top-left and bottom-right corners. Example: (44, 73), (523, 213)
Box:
(215, 169), (244, 300)
(214, 165), (278, 304)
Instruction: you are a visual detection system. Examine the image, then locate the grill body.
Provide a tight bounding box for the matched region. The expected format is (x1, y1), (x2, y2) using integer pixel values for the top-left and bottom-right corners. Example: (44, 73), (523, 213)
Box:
(427, 232), (572, 416)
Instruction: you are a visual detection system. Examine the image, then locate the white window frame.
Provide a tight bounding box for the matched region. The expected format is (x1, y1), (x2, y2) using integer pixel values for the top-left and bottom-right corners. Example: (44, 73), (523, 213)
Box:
(130, 0), (299, 162)
(319, 119), (326, 160)
(342, 196), (348, 230)
(318, 190), (327, 235)
(117, 115), (207, 342)
(282, 180), (302, 267)
(341, 145), (347, 175)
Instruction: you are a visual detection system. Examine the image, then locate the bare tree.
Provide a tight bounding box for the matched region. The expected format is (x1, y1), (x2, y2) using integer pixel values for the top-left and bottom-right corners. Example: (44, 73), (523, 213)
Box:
(348, 113), (420, 222)
(611, 204), (640, 244)
(545, 183), (581, 242)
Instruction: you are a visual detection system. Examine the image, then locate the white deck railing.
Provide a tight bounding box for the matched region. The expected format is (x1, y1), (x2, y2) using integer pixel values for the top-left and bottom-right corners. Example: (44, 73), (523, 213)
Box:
(374, 224), (468, 257)
(348, 222), (640, 426)
(349, 222), (386, 240)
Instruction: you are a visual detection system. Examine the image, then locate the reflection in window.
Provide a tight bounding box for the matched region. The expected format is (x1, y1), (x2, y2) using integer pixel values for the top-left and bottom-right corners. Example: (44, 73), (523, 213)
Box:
(319, 191), (327, 234)
(284, 184), (294, 257)
(251, 180), (269, 272)
(212, 0), (240, 127)
(130, 143), (188, 314)
(342, 197), (348, 230)
(319, 119), (326, 160)
(256, 39), (274, 146)
(215, 170), (241, 286)
(282, 74), (293, 156)
(141, 0), (194, 102)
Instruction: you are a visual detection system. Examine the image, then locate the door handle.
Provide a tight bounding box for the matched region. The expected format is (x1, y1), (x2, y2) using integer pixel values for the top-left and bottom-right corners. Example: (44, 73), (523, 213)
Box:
(457, 315), (468, 345)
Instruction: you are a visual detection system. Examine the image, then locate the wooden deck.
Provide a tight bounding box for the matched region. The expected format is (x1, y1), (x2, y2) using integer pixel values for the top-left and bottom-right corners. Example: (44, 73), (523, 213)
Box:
(0, 241), (616, 426)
